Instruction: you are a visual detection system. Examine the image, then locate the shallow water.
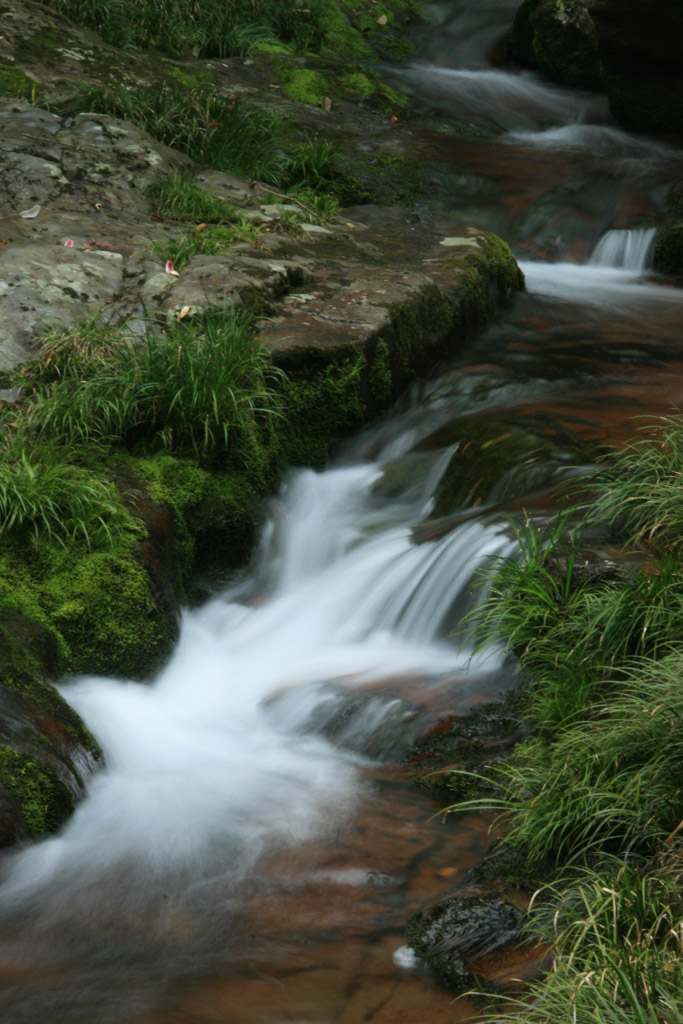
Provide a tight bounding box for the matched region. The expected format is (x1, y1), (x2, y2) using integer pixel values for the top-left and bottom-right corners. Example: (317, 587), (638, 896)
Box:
(1, 2), (682, 1021)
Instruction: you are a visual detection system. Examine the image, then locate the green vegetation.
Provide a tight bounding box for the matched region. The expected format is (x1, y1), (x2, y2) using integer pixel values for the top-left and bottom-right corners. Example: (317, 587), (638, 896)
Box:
(0, 746), (76, 837)
(0, 307), (283, 686)
(49, 0), (421, 60)
(440, 418), (683, 1022)
(488, 851), (682, 1024)
(56, 80), (377, 213)
(0, 60), (39, 101)
(147, 172), (241, 223)
(51, 0), (351, 58)
(18, 309), (282, 465)
(653, 223), (683, 275)
(59, 83), (289, 180)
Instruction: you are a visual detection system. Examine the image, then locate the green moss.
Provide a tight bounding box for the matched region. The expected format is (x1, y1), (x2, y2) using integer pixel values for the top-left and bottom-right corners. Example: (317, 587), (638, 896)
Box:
(279, 67), (327, 106)
(252, 40), (294, 56)
(276, 60), (408, 112)
(317, 1), (373, 58)
(0, 617), (97, 754)
(0, 746), (75, 838)
(333, 70), (375, 100)
(46, 551), (178, 678)
(166, 64), (216, 90)
(368, 340), (392, 402)
(129, 454), (263, 582)
(0, 61), (39, 101)
(338, 0), (421, 60)
(653, 222), (683, 275)
(275, 351), (367, 468)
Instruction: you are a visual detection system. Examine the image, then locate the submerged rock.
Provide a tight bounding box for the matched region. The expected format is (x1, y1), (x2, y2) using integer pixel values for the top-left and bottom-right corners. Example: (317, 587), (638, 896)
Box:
(408, 893), (524, 991)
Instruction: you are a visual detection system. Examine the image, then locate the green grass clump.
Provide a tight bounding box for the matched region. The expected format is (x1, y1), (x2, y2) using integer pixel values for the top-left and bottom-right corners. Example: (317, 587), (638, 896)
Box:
(50, 0), (345, 57)
(60, 83), (288, 177)
(25, 309), (283, 464)
(149, 225), (256, 271)
(486, 852), (683, 1024)
(0, 432), (136, 551)
(147, 172), (241, 223)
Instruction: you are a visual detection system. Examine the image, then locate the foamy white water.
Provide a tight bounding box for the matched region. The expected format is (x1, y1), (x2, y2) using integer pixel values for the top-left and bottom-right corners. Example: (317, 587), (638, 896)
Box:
(0, 458), (513, 908)
(505, 123), (676, 159)
(589, 228), (657, 272)
(396, 64), (606, 131)
(518, 260), (683, 309)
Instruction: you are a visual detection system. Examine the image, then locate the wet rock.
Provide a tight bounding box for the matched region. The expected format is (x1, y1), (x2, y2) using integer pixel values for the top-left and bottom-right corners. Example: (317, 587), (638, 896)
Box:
(423, 415), (574, 517)
(0, 612), (100, 846)
(408, 893), (524, 991)
(510, 0), (683, 136)
(510, 0), (603, 90)
(653, 223), (683, 276)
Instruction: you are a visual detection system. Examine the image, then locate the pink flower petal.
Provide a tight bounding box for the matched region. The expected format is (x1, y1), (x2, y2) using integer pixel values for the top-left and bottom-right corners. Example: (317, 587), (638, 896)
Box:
(165, 260), (180, 277)
(64, 238), (74, 247)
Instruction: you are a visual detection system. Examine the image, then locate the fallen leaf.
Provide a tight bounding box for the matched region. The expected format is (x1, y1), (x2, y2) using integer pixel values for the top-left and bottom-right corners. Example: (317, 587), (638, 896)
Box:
(377, 13), (388, 25)
(19, 204), (40, 219)
(196, 223), (207, 231)
(0, 239), (8, 246)
(178, 306), (192, 320)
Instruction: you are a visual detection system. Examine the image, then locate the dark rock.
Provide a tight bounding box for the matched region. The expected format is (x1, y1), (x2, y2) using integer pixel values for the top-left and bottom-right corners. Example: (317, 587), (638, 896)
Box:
(408, 893), (524, 991)
(510, 0), (603, 90)
(509, 0), (683, 136)
(653, 223), (683, 276)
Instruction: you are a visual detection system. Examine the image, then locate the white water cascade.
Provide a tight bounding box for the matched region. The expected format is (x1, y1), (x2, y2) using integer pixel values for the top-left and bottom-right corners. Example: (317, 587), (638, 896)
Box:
(0, 458), (513, 909)
(589, 228), (657, 272)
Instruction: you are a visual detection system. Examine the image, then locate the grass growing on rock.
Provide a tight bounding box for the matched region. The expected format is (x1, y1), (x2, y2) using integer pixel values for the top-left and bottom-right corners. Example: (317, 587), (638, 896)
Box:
(21, 309), (283, 466)
(57, 81), (368, 213)
(50, 0), (372, 58)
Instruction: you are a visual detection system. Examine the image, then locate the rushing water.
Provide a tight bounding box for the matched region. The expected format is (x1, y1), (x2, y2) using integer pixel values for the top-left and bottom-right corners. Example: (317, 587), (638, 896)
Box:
(2, 3), (683, 1022)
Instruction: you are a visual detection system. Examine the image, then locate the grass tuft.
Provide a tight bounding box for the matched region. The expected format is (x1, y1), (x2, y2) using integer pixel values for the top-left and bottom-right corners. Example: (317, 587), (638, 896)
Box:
(24, 308), (283, 465)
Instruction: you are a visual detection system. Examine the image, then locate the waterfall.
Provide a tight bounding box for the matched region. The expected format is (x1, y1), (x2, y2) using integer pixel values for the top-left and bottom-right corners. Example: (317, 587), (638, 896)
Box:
(0, 460), (513, 907)
(589, 227), (657, 271)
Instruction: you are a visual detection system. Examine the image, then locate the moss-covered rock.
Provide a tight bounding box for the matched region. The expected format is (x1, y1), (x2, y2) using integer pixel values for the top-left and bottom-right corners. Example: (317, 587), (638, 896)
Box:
(129, 454), (265, 597)
(653, 223), (683, 276)
(46, 551), (178, 679)
(0, 608), (101, 846)
(275, 58), (409, 112)
(0, 60), (40, 101)
(510, 0), (683, 135)
(0, 745), (76, 840)
(509, 0), (603, 90)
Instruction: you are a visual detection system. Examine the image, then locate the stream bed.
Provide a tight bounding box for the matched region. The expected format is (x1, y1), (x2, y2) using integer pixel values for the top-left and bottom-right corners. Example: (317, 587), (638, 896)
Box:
(0, 2), (682, 1022)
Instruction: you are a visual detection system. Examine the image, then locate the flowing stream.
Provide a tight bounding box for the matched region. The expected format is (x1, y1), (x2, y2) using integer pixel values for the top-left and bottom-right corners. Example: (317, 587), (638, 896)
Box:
(1, 3), (683, 1022)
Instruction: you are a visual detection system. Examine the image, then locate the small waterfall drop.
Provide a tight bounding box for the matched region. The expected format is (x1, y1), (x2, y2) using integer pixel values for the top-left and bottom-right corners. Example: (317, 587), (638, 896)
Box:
(0, 457), (514, 912)
(589, 227), (657, 271)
